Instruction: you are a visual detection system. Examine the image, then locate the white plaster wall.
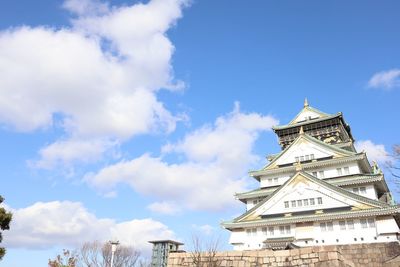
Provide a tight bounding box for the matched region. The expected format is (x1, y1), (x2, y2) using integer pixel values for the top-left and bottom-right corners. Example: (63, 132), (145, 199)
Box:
(292, 110), (320, 123)
(376, 216), (400, 234)
(259, 162), (361, 189)
(260, 174), (292, 188)
(265, 187), (348, 214)
(307, 162), (361, 179)
(246, 197), (264, 211)
(342, 184), (378, 200)
(231, 224), (295, 250)
(274, 141), (333, 166)
(229, 217), (398, 250)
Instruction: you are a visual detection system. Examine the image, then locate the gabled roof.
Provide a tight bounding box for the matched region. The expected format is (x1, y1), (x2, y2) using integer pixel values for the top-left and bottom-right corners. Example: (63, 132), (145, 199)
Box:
(230, 171), (390, 224)
(236, 173), (388, 202)
(250, 153), (371, 178)
(260, 131), (356, 171)
(288, 99), (331, 125)
(272, 113), (342, 131)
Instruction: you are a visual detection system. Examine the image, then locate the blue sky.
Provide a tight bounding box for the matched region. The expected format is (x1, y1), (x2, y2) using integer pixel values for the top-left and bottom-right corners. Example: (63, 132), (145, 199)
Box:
(1, 0), (400, 266)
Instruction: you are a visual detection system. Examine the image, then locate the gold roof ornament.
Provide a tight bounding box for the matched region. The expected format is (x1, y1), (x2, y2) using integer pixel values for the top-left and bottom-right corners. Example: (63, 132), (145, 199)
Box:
(295, 161), (303, 171)
(304, 98), (309, 107)
(299, 125), (305, 135)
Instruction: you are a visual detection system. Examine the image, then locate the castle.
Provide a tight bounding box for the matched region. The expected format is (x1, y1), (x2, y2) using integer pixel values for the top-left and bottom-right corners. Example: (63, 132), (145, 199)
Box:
(222, 100), (400, 250)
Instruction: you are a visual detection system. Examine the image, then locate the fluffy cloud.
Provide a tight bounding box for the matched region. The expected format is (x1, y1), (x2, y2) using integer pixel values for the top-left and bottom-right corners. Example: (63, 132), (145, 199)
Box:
(147, 201), (181, 215)
(191, 224), (215, 236)
(2, 201), (174, 253)
(355, 140), (394, 165)
(367, 69), (400, 90)
(85, 104), (278, 211)
(0, 0), (188, 168)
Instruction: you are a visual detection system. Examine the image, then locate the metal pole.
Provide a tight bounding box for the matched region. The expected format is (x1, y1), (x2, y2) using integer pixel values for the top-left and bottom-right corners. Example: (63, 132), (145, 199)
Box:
(110, 240), (119, 267)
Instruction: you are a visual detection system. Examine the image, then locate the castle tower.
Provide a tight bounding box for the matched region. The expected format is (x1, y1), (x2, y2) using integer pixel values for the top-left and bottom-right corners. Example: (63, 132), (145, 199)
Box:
(222, 100), (399, 250)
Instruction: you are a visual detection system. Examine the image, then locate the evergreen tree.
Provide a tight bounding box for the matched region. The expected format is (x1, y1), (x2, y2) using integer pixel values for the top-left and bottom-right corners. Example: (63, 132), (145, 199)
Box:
(0, 195), (12, 261)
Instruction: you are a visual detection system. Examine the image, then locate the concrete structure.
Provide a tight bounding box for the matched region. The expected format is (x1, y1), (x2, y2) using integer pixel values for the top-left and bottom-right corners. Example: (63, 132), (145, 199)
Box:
(149, 240), (184, 267)
(167, 242), (400, 267)
(222, 100), (400, 250)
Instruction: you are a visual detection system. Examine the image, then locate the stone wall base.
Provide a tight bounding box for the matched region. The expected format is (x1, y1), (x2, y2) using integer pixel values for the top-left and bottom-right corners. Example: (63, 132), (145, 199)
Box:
(167, 242), (400, 267)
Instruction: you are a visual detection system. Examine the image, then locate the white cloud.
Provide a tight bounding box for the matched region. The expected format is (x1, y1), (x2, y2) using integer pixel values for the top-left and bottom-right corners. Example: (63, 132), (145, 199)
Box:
(2, 201), (175, 253)
(367, 69), (400, 90)
(0, 0), (188, 168)
(85, 104), (279, 211)
(355, 140), (394, 164)
(32, 138), (119, 169)
(191, 224), (215, 236)
(147, 201), (181, 215)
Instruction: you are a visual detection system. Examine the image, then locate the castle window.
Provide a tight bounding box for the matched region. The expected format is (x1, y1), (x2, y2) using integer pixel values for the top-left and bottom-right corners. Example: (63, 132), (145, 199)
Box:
(312, 172), (317, 177)
(317, 197), (323, 205)
(274, 178), (278, 183)
(310, 154), (315, 160)
(291, 200), (296, 207)
(318, 171), (325, 178)
(279, 226), (285, 234)
(300, 156), (305, 161)
(360, 187), (366, 194)
(344, 167), (350, 174)
(252, 228), (257, 236)
(295, 156), (299, 162)
(285, 225), (291, 234)
(305, 155), (309, 161)
(352, 188), (359, 194)
(253, 200), (258, 205)
(268, 227), (274, 236)
(336, 168), (343, 175)
(297, 200), (302, 207)
(284, 201), (289, 208)
(320, 222), (333, 232)
(262, 227), (267, 235)
(368, 218), (375, 227)
(246, 229), (251, 236)
(360, 219), (368, 228)
(303, 199), (309, 206)
(347, 220), (354, 229)
(310, 198), (315, 205)
(339, 220), (346, 230)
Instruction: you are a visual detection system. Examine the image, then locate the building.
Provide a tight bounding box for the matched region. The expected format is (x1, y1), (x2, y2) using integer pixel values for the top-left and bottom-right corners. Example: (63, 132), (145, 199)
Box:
(149, 240), (184, 267)
(221, 100), (400, 250)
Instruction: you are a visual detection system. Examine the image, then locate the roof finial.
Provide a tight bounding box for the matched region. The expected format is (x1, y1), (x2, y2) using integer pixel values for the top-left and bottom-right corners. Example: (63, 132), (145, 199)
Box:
(304, 98), (309, 107)
(299, 126), (304, 135)
(295, 161), (303, 171)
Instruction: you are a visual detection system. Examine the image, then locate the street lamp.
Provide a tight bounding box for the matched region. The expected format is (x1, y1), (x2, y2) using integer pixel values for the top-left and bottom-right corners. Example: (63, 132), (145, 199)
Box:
(109, 240), (120, 267)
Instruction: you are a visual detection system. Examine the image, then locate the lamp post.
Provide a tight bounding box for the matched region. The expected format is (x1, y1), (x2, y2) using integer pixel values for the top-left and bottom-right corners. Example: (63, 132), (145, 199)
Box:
(110, 240), (120, 267)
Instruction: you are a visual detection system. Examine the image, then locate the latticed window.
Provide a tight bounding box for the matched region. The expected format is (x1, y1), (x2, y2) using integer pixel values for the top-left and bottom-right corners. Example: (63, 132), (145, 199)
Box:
(367, 218), (375, 227)
(360, 219), (368, 228)
(347, 220), (354, 229)
(268, 227), (274, 236)
(339, 220), (346, 230)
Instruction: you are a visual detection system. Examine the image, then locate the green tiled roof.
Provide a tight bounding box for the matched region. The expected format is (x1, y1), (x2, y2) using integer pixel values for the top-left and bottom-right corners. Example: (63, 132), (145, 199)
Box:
(228, 171), (390, 224)
(273, 113), (341, 130)
(236, 174), (387, 201)
(256, 133), (356, 172)
(222, 206), (400, 229)
(250, 153), (370, 178)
